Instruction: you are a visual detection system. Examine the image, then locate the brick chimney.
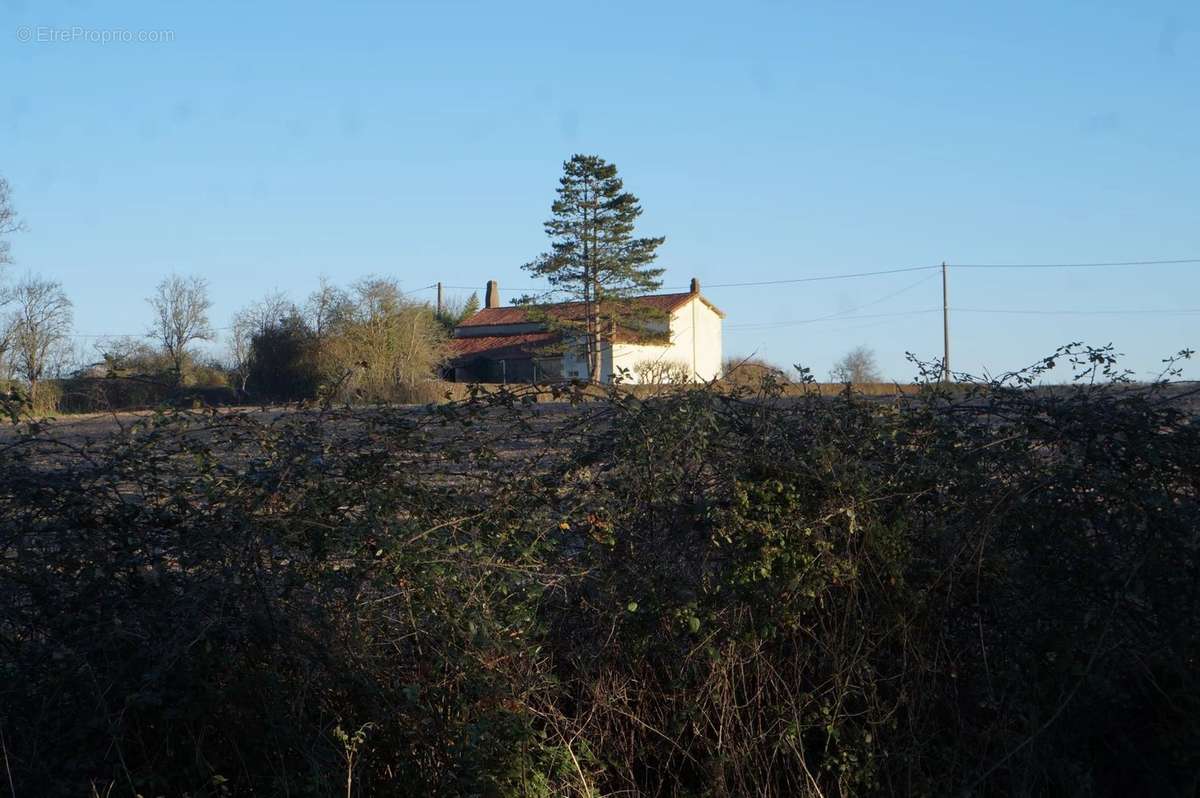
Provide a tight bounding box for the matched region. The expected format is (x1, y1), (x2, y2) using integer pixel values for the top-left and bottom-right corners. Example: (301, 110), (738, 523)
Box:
(485, 279), (500, 309)
(690, 277), (700, 294)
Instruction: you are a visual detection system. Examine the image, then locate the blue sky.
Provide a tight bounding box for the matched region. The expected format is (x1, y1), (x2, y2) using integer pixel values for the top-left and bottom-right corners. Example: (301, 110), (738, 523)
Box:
(1, 0), (1197, 380)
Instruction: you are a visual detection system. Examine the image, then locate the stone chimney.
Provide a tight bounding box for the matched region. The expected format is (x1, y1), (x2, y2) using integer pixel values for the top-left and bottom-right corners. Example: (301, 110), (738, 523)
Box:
(690, 277), (700, 294)
(485, 279), (500, 309)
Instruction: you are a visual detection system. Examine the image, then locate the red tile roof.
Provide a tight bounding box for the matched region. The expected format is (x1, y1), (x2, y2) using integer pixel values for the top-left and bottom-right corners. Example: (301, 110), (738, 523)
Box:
(446, 332), (562, 362)
(456, 291), (724, 328)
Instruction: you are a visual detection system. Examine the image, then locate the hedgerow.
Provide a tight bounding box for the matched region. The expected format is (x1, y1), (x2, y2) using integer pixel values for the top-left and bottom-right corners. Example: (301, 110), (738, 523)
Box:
(0, 345), (1197, 796)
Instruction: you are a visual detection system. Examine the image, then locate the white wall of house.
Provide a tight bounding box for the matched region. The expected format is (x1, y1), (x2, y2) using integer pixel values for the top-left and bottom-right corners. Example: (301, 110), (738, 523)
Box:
(611, 296), (723, 383)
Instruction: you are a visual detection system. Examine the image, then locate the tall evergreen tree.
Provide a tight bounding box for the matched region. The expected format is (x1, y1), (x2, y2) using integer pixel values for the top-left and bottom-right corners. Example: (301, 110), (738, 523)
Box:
(522, 155), (665, 382)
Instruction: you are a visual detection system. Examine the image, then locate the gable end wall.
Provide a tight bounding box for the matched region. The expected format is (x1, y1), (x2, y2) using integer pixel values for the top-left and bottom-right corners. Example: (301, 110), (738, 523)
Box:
(611, 296), (722, 383)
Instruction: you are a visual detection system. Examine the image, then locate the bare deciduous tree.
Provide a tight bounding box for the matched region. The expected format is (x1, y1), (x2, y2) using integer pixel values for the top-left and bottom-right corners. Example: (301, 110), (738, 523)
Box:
(228, 291), (295, 394)
(326, 278), (446, 401)
(227, 314), (255, 395)
(0, 177), (26, 369)
(305, 276), (351, 344)
(0, 177), (24, 270)
(147, 274), (214, 382)
(304, 276), (352, 378)
(5, 274), (73, 404)
(0, 311), (10, 376)
(829, 345), (882, 384)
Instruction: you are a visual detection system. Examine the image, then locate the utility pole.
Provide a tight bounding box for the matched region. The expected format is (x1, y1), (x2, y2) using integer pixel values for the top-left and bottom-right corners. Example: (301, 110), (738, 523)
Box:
(941, 262), (950, 382)
(436, 281), (443, 317)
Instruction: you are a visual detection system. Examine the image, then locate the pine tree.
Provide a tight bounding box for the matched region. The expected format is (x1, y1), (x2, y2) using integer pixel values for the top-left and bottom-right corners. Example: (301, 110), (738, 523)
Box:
(460, 291), (480, 321)
(434, 291), (480, 334)
(522, 155), (665, 382)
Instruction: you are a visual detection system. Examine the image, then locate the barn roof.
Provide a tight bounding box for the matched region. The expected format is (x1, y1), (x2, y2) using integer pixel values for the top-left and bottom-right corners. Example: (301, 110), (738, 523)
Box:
(446, 332), (562, 361)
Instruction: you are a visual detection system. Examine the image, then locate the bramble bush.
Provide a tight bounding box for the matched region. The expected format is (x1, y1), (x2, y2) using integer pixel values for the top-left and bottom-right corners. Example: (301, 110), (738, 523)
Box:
(0, 345), (1197, 796)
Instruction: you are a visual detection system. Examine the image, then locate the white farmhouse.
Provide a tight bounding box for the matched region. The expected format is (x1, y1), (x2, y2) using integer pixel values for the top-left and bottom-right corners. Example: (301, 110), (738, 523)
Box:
(447, 278), (724, 384)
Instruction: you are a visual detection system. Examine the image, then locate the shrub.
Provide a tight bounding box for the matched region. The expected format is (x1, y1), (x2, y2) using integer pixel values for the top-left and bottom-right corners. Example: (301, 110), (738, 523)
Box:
(631, 358), (693, 391)
(248, 313), (321, 401)
(829, 345), (883, 383)
(0, 345), (1196, 796)
(24, 378), (61, 415)
(186, 360), (230, 389)
(721, 355), (790, 388)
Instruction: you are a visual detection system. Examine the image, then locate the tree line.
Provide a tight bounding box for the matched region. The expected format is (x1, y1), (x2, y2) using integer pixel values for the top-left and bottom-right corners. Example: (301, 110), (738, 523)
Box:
(0, 177), (483, 409)
(0, 268), (475, 410)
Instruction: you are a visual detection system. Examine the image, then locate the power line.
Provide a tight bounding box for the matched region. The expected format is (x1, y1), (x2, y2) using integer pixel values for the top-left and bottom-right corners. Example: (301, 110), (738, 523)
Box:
(727, 306), (1200, 331)
(868, 273), (938, 312)
(811, 315), (918, 337)
(727, 309), (938, 330)
(951, 258), (1200, 269)
(444, 265), (942, 293)
(432, 258), (1200, 294)
(725, 273), (938, 330)
(955, 307), (1200, 316)
(69, 327), (234, 339)
(439, 284), (540, 292)
(675, 265), (939, 290)
(690, 257), (1199, 288)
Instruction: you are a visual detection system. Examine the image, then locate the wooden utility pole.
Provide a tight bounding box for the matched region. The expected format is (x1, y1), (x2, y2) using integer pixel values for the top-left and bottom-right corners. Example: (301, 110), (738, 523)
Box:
(941, 262), (950, 382)
(436, 282), (443, 316)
